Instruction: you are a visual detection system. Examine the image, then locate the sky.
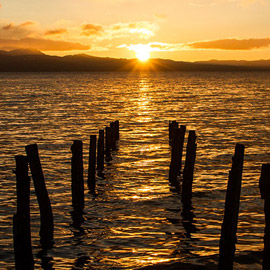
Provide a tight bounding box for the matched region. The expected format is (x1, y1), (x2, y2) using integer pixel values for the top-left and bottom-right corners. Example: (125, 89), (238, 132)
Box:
(1, 0), (270, 61)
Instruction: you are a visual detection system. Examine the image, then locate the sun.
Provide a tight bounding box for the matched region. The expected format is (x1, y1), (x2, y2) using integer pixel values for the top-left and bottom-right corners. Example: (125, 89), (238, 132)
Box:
(135, 45), (151, 61)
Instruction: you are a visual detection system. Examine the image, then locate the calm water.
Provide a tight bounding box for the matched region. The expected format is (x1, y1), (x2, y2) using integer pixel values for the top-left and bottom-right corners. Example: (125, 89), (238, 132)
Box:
(0, 71), (269, 269)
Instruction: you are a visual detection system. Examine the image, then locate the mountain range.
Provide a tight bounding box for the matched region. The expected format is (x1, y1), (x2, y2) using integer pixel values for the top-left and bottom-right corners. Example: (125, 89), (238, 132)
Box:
(1, 49), (270, 72)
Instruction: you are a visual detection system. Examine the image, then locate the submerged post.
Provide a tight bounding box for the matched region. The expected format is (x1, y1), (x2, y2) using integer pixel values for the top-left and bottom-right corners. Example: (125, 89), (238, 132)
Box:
(259, 163), (270, 270)
(218, 143), (245, 270)
(181, 130), (197, 207)
(97, 129), (105, 172)
(13, 155), (34, 270)
(88, 135), (97, 193)
(25, 144), (54, 248)
(71, 140), (84, 211)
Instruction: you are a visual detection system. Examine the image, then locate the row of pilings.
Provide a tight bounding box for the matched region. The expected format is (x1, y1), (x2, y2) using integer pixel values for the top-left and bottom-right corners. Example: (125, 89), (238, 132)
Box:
(13, 120), (119, 270)
(13, 120), (269, 269)
(169, 120), (270, 270)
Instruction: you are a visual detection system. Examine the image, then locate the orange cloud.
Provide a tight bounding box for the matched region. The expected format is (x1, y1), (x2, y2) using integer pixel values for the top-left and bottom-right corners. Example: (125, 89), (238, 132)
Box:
(81, 21), (158, 40)
(188, 38), (270, 50)
(2, 21), (35, 30)
(0, 38), (90, 51)
(81, 24), (104, 36)
(45, 28), (68, 36)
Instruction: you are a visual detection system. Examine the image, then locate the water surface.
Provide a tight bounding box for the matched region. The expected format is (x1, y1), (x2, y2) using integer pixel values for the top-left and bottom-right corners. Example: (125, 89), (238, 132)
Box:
(0, 72), (269, 269)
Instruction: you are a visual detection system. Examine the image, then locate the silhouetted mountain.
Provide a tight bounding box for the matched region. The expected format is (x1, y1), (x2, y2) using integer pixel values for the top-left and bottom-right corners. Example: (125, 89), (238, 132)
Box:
(1, 50), (270, 72)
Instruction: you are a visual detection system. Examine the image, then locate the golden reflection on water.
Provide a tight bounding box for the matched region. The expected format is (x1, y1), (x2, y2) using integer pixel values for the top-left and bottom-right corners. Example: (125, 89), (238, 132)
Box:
(0, 72), (269, 269)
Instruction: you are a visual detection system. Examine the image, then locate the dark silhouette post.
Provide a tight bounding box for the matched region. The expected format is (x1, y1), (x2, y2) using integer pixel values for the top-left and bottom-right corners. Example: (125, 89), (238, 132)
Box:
(97, 129), (105, 172)
(176, 125), (186, 175)
(115, 120), (120, 141)
(110, 122), (117, 151)
(25, 144), (54, 248)
(259, 163), (270, 270)
(169, 127), (179, 187)
(88, 135), (96, 193)
(13, 155), (34, 270)
(218, 143), (245, 270)
(181, 130), (197, 207)
(105, 126), (112, 161)
(71, 140), (84, 211)
(169, 120), (178, 144)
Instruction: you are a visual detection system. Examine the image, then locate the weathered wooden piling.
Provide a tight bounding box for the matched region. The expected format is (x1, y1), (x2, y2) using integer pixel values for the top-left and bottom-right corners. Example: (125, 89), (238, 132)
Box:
(25, 144), (54, 247)
(71, 140), (84, 210)
(105, 126), (112, 161)
(97, 129), (105, 172)
(13, 155), (34, 270)
(169, 120), (178, 143)
(88, 135), (97, 193)
(218, 143), (245, 270)
(169, 127), (179, 187)
(259, 163), (270, 270)
(110, 122), (117, 151)
(115, 120), (120, 141)
(181, 130), (197, 207)
(176, 125), (186, 175)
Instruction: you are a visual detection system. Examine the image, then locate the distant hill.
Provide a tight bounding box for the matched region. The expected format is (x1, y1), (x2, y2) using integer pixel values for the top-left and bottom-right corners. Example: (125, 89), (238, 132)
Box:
(1, 49), (270, 72)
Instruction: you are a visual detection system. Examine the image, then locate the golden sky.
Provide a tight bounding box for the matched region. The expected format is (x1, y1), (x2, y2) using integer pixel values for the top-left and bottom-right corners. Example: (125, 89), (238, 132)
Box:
(1, 0), (270, 61)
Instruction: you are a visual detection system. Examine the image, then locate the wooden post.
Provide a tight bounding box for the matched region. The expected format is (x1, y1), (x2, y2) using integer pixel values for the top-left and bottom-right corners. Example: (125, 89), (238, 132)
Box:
(169, 121), (178, 144)
(176, 125), (186, 175)
(105, 126), (112, 161)
(110, 122), (117, 151)
(25, 144), (54, 248)
(71, 140), (84, 211)
(13, 155), (34, 270)
(97, 129), (105, 172)
(88, 135), (96, 193)
(218, 143), (245, 270)
(169, 127), (179, 187)
(115, 120), (120, 141)
(259, 163), (270, 270)
(181, 130), (197, 207)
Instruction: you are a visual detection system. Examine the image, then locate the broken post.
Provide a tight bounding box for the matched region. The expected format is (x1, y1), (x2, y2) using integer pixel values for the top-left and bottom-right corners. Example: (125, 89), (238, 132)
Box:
(218, 143), (245, 270)
(181, 130), (197, 207)
(88, 135), (96, 193)
(259, 163), (270, 270)
(97, 129), (105, 172)
(25, 143), (54, 248)
(71, 140), (84, 211)
(13, 155), (34, 270)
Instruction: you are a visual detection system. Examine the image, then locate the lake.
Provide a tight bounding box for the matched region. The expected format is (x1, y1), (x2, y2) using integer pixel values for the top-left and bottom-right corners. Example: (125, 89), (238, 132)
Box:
(0, 71), (269, 269)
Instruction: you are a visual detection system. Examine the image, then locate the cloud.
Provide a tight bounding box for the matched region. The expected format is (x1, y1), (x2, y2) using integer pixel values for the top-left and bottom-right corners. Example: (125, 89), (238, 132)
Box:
(119, 42), (185, 53)
(0, 38), (90, 51)
(0, 4), (2, 8)
(119, 38), (270, 55)
(2, 21), (35, 30)
(81, 21), (158, 40)
(81, 24), (104, 36)
(188, 38), (270, 50)
(1, 21), (36, 39)
(45, 28), (68, 36)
